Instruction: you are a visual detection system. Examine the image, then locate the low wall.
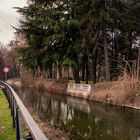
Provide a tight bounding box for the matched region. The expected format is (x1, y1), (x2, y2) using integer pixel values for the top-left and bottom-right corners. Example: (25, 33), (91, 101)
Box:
(67, 83), (91, 98)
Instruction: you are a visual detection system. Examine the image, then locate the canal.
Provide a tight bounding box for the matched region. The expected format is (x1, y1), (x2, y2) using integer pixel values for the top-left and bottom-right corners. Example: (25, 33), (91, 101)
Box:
(14, 86), (140, 140)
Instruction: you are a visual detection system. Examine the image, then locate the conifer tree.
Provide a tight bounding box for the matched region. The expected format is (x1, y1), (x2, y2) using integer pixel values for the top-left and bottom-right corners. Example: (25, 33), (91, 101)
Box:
(16, 0), (140, 82)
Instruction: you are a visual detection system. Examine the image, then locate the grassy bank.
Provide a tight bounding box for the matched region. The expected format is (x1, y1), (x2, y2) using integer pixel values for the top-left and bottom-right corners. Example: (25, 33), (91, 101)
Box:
(0, 90), (16, 140)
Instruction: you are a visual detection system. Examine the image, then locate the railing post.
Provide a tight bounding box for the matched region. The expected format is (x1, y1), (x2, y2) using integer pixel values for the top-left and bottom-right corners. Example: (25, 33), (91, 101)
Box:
(12, 99), (16, 128)
(16, 108), (22, 140)
(26, 132), (33, 140)
(8, 90), (12, 108)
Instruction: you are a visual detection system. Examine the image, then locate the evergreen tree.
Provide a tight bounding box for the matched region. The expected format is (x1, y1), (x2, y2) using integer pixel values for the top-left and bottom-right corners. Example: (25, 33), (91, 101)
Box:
(16, 0), (140, 83)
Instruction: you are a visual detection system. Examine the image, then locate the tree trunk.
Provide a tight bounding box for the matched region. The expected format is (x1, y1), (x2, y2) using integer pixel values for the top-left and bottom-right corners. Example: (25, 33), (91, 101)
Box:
(92, 49), (98, 84)
(85, 63), (89, 84)
(137, 46), (140, 80)
(104, 36), (110, 81)
(72, 67), (80, 83)
(81, 65), (85, 81)
(56, 61), (60, 79)
(67, 66), (69, 81)
(58, 64), (62, 79)
(86, 39), (90, 84)
(81, 37), (89, 84)
(49, 63), (52, 78)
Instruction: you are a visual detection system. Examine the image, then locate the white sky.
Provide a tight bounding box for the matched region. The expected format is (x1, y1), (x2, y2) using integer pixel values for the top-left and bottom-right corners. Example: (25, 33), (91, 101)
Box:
(0, 0), (27, 45)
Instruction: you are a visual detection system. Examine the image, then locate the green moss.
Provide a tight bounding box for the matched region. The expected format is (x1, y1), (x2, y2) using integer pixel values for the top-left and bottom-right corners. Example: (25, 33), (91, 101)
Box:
(0, 90), (16, 140)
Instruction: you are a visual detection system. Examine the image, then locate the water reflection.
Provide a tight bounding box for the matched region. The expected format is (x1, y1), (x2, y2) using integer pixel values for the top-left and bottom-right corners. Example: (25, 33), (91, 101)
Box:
(15, 86), (140, 140)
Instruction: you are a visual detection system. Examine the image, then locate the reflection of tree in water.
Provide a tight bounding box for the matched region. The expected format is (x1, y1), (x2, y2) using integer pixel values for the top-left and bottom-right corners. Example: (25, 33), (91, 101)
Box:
(77, 125), (92, 140)
(15, 86), (140, 140)
(56, 101), (61, 123)
(59, 109), (93, 140)
(42, 99), (52, 120)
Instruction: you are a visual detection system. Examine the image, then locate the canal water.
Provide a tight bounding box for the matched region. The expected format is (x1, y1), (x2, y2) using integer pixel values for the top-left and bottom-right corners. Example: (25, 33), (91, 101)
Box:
(14, 86), (140, 140)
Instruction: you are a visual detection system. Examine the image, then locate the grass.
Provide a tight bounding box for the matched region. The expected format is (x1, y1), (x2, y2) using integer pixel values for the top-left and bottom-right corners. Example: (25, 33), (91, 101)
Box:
(0, 90), (16, 140)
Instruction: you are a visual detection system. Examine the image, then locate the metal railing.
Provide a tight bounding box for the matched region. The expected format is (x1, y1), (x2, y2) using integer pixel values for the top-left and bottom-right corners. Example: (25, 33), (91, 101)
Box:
(0, 81), (48, 140)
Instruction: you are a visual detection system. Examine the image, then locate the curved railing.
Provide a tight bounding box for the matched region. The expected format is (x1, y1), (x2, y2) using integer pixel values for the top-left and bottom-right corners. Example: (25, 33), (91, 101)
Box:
(0, 81), (48, 140)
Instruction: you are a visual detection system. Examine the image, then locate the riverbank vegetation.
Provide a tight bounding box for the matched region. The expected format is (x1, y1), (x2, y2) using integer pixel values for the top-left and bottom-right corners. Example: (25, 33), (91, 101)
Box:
(0, 90), (16, 140)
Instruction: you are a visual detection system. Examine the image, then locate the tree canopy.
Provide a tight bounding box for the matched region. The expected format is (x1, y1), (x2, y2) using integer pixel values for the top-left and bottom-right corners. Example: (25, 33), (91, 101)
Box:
(15, 0), (140, 83)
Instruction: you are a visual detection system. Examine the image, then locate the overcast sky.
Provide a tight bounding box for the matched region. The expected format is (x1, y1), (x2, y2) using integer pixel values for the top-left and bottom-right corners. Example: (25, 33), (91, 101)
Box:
(0, 0), (27, 45)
